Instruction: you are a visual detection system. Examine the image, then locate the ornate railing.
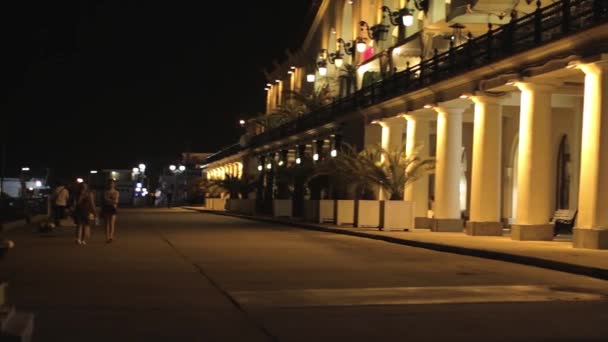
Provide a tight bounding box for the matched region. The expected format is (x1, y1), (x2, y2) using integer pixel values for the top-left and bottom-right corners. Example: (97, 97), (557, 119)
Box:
(247, 0), (607, 150)
(205, 143), (242, 164)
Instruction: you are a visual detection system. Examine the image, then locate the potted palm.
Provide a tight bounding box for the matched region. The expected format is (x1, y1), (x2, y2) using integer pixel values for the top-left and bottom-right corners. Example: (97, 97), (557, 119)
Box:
(314, 144), (434, 230)
(207, 175), (257, 213)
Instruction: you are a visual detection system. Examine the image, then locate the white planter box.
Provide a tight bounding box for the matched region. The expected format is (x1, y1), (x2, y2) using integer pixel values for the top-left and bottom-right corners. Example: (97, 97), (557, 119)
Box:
(356, 200), (380, 228)
(303, 200), (335, 223)
(226, 199), (239, 212)
(273, 199), (293, 217)
(239, 199), (255, 215)
(210, 198), (226, 211)
(318, 200), (335, 223)
(381, 200), (415, 231)
(335, 200), (355, 225)
(303, 200), (319, 222)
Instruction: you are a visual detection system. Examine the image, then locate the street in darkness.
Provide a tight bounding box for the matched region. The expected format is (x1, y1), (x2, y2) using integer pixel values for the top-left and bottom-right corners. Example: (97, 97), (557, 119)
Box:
(2, 209), (607, 341)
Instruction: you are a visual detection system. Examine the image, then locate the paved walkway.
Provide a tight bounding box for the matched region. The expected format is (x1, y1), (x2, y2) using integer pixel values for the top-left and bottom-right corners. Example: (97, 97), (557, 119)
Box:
(184, 206), (608, 280)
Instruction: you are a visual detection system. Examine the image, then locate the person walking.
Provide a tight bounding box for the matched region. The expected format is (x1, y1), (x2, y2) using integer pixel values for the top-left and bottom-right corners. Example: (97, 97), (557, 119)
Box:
(166, 185), (174, 208)
(101, 179), (119, 243)
(74, 182), (96, 245)
(51, 182), (69, 227)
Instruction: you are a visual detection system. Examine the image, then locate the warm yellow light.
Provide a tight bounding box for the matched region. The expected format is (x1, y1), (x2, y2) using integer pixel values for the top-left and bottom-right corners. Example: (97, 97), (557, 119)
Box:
(307, 74), (316, 82)
(330, 149), (337, 157)
(266, 163), (272, 170)
(266, 83), (272, 87)
(356, 41), (367, 53)
(318, 66), (327, 76)
(423, 104), (433, 109)
(290, 66), (296, 70)
(334, 57), (344, 68)
(278, 160), (284, 166)
(459, 94), (470, 99)
(296, 157), (301, 164)
(288, 70), (293, 74)
(275, 79), (281, 83)
(313, 153), (319, 161)
(402, 12), (414, 27)
(257, 165), (263, 171)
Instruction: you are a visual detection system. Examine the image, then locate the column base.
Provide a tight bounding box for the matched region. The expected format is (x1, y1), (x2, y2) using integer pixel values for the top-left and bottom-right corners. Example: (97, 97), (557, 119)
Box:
(573, 228), (608, 250)
(415, 217), (434, 229)
(465, 221), (504, 236)
(432, 219), (463, 232)
(511, 224), (554, 241)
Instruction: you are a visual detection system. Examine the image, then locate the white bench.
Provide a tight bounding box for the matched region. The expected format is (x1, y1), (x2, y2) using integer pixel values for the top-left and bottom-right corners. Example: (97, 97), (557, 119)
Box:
(551, 209), (577, 236)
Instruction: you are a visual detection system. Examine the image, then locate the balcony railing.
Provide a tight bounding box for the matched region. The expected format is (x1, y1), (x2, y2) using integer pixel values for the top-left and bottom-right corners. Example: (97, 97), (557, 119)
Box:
(249, 0), (607, 150)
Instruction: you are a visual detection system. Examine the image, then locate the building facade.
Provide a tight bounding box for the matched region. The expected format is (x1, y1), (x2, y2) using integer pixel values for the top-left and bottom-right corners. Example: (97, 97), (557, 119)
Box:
(204, 0), (608, 249)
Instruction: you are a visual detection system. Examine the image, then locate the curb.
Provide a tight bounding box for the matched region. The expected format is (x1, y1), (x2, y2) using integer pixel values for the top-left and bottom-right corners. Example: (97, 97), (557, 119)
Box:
(183, 207), (608, 281)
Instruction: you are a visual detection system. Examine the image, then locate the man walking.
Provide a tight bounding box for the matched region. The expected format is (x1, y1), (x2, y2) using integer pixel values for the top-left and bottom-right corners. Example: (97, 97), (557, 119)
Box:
(51, 182), (69, 226)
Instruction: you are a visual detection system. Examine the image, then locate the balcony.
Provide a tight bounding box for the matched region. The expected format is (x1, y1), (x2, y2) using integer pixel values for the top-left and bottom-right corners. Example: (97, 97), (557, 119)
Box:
(249, 0), (608, 150)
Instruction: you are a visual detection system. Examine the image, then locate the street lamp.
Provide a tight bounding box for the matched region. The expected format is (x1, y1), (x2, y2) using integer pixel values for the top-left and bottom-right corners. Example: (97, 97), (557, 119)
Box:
(178, 165), (186, 172)
(90, 170), (98, 174)
(169, 165), (176, 171)
(21, 167), (30, 171)
(76, 178), (84, 183)
(138, 163), (146, 172)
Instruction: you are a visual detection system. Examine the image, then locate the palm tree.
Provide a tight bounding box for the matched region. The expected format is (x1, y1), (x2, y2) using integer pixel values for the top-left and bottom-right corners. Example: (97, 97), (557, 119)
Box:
(339, 63), (357, 97)
(313, 144), (435, 200)
(206, 175), (258, 199)
(285, 83), (333, 112)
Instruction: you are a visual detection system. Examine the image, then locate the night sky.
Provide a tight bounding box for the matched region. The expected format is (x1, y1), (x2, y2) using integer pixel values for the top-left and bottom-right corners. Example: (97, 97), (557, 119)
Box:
(3, 0), (312, 182)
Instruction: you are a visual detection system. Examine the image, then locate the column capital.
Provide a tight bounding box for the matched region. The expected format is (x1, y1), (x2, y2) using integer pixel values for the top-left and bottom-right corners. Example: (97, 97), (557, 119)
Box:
(433, 105), (465, 116)
(516, 79), (562, 92)
(578, 60), (608, 76)
(471, 92), (507, 105)
(379, 116), (404, 127)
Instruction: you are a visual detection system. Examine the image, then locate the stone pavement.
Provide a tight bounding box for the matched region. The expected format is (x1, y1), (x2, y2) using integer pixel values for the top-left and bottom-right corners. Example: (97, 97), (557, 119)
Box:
(184, 206), (608, 280)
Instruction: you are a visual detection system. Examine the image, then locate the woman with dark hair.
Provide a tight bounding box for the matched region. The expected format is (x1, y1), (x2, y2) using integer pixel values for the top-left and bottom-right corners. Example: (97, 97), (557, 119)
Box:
(74, 182), (96, 245)
(101, 179), (119, 243)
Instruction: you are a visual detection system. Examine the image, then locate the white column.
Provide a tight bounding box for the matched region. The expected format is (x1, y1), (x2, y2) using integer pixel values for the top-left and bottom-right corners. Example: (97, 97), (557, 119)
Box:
(378, 117), (406, 200)
(433, 106), (464, 231)
(467, 95), (503, 235)
(512, 82), (555, 240)
(379, 116), (405, 154)
(574, 61), (608, 249)
(404, 115), (430, 218)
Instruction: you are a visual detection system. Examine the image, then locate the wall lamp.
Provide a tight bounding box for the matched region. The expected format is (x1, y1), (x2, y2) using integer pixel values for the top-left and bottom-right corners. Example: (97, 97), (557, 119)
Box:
(317, 49), (328, 76)
(381, 6), (414, 27)
(359, 21), (388, 42)
(329, 38), (355, 68)
(410, 0), (429, 13)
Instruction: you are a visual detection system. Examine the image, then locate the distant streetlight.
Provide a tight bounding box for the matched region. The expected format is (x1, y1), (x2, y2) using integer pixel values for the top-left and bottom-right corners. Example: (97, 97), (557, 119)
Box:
(132, 167), (139, 173)
(138, 163), (146, 172)
(76, 178), (84, 183)
(178, 165), (186, 172)
(90, 170), (98, 174)
(239, 119), (246, 126)
(21, 167), (30, 171)
(169, 165), (176, 171)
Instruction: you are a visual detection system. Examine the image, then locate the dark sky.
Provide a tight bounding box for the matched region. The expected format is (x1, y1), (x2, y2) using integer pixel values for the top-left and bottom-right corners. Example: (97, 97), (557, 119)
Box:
(2, 0), (312, 181)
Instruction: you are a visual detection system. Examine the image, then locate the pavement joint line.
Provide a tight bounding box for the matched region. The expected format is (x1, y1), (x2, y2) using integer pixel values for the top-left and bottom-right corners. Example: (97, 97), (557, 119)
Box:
(183, 208), (608, 282)
(156, 230), (280, 342)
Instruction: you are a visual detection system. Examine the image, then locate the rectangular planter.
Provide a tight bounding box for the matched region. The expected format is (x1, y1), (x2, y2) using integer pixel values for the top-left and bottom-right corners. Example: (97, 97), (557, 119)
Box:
(273, 199), (293, 218)
(303, 200), (319, 222)
(318, 200), (335, 223)
(335, 200), (355, 226)
(380, 200), (415, 231)
(355, 200), (380, 228)
(239, 199), (255, 215)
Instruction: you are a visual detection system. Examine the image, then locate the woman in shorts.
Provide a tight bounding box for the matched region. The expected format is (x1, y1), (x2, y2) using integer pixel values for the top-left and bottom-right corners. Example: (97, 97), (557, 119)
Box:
(101, 179), (120, 243)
